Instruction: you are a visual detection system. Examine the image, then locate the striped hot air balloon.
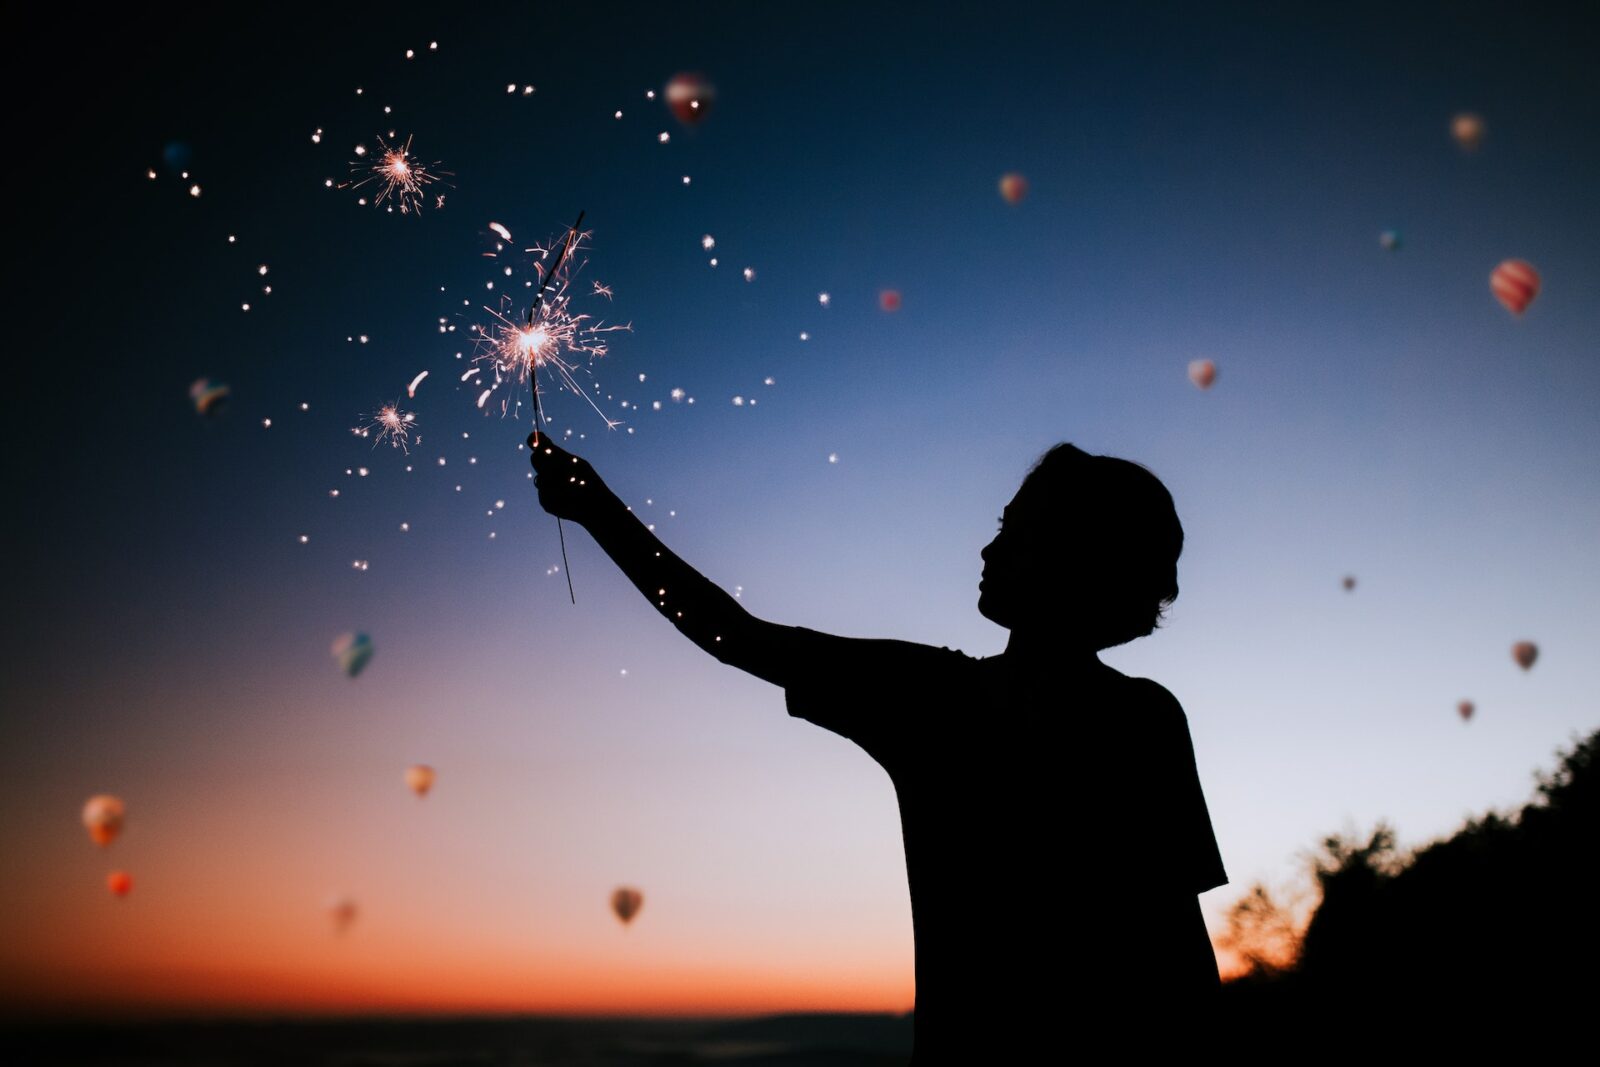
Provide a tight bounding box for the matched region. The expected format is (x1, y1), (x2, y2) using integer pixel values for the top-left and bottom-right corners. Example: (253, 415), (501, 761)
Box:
(1490, 260), (1540, 316)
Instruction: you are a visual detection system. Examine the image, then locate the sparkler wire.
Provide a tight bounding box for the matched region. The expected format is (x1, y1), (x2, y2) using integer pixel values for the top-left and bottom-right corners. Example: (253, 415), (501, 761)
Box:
(529, 212), (586, 604)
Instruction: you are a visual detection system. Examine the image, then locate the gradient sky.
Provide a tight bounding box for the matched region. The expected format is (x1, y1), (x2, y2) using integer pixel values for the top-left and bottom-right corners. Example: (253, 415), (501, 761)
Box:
(4, 3), (1597, 1017)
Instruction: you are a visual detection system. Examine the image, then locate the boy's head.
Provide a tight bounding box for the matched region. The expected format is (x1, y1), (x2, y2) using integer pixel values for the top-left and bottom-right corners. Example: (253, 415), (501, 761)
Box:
(978, 444), (1183, 650)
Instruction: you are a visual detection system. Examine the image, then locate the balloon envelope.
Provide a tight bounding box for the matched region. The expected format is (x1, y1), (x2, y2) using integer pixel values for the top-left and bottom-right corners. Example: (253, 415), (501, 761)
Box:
(1490, 260), (1540, 315)
(189, 378), (230, 417)
(405, 764), (436, 797)
(1458, 700), (1475, 722)
(878, 289), (902, 313)
(998, 173), (1028, 204)
(1342, 576), (1357, 592)
(1512, 641), (1538, 671)
(665, 72), (713, 125)
(82, 795), (125, 847)
(1451, 112), (1486, 151)
(1188, 359), (1217, 390)
(611, 886), (643, 925)
(1379, 230), (1401, 251)
(332, 632), (374, 677)
(107, 871), (133, 897)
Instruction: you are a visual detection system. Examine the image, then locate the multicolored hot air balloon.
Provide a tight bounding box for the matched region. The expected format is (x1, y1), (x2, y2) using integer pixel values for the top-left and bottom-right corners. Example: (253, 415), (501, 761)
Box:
(1512, 641), (1538, 671)
(998, 173), (1028, 205)
(878, 289), (902, 313)
(107, 871), (133, 897)
(1457, 700), (1475, 723)
(405, 764), (436, 797)
(1490, 260), (1540, 316)
(1379, 230), (1401, 252)
(326, 894), (358, 933)
(189, 378), (230, 417)
(665, 72), (714, 125)
(611, 886), (643, 926)
(332, 632), (374, 677)
(1188, 359), (1217, 391)
(1451, 112), (1486, 152)
(82, 795), (125, 847)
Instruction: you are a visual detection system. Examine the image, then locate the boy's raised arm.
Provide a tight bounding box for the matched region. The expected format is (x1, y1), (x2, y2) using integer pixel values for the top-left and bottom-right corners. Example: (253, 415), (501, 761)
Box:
(527, 432), (797, 687)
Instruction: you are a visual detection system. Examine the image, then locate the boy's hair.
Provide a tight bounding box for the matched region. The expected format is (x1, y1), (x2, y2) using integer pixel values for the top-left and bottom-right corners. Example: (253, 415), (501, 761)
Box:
(1021, 444), (1184, 649)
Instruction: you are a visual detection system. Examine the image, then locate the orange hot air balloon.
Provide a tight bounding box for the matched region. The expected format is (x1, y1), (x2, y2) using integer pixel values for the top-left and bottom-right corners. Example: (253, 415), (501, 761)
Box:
(1342, 576), (1357, 592)
(82, 795), (125, 847)
(611, 887), (644, 926)
(878, 289), (902, 313)
(998, 173), (1028, 205)
(1512, 641), (1538, 671)
(107, 871), (133, 897)
(665, 72), (714, 125)
(405, 764), (436, 797)
(1451, 112), (1486, 152)
(1188, 359), (1217, 390)
(1490, 260), (1540, 316)
(1458, 700), (1475, 723)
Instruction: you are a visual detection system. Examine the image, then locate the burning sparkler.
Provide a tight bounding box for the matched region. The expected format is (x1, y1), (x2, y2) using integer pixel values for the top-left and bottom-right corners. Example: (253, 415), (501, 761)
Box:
(470, 219), (630, 427)
(344, 134), (449, 215)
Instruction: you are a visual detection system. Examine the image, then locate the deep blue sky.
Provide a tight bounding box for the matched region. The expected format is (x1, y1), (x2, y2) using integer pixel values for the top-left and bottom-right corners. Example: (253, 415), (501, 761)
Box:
(4, 2), (1598, 1005)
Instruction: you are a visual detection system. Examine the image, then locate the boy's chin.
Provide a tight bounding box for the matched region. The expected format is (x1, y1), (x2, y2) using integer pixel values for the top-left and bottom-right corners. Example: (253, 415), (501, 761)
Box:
(977, 592), (1012, 628)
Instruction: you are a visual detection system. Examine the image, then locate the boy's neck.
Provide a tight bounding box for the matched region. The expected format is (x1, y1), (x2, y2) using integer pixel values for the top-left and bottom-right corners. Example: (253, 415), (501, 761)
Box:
(1002, 628), (1105, 669)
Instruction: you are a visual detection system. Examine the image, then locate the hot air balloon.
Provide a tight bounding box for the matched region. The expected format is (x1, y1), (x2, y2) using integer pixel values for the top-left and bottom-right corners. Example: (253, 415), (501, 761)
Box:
(878, 289), (902, 313)
(1379, 230), (1401, 252)
(1451, 112), (1486, 152)
(107, 871), (133, 897)
(1490, 260), (1540, 316)
(326, 894), (358, 933)
(1342, 576), (1357, 592)
(1512, 641), (1538, 671)
(1457, 700), (1475, 723)
(332, 632), (374, 677)
(665, 73), (714, 125)
(405, 764), (436, 797)
(190, 378), (230, 416)
(611, 887), (643, 926)
(998, 173), (1028, 205)
(82, 795), (125, 847)
(1188, 359), (1217, 391)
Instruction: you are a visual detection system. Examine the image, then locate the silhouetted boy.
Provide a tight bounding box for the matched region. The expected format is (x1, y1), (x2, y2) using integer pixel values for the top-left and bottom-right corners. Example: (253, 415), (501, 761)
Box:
(529, 435), (1226, 1062)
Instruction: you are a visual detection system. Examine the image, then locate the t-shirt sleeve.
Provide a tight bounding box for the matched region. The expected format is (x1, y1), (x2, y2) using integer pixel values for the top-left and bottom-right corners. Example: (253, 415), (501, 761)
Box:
(781, 626), (968, 750)
(1138, 679), (1229, 896)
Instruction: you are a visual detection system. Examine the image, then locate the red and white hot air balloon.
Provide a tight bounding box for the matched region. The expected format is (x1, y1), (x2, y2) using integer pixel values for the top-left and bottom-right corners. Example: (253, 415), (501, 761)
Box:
(611, 886), (644, 926)
(1512, 641), (1538, 671)
(665, 73), (714, 125)
(998, 173), (1028, 205)
(878, 289), (902, 313)
(107, 871), (133, 898)
(1451, 112), (1486, 152)
(1457, 700), (1475, 723)
(1490, 260), (1540, 316)
(82, 795), (125, 847)
(405, 764), (436, 797)
(1188, 359), (1217, 390)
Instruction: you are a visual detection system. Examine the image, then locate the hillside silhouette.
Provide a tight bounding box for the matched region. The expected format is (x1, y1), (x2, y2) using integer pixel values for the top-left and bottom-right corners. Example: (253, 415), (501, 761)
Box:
(1221, 728), (1597, 1037)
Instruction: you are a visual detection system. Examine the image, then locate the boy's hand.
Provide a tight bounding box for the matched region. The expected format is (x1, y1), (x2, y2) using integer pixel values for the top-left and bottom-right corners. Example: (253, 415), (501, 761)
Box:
(527, 431), (612, 526)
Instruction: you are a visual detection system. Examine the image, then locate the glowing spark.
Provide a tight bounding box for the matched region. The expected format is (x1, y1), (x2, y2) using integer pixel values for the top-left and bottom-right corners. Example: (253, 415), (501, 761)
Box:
(701, 234), (715, 250)
(614, 110), (623, 119)
(343, 134), (448, 215)
(189, 184), (202, 197)
(818, 292), (830, 307)
(407, 370), (429, 397)
(354, 403), (418, 452)
(592, 281), (613, 300)
(658, 131), (670, 143)
(146, 168), (157, 180)
(670, 388), (685, 402)
(743, 267), (755, 282)
(828, 453), (839, 464)
(489, 222), (513, 241)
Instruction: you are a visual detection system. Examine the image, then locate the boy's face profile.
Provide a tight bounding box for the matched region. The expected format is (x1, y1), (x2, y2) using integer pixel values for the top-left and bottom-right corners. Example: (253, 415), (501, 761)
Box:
(978, 482), (1080, 631)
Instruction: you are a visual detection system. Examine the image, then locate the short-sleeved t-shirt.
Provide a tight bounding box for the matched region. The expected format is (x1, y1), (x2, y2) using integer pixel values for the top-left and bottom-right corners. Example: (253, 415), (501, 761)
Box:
(782, 627), (1227, 1055)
